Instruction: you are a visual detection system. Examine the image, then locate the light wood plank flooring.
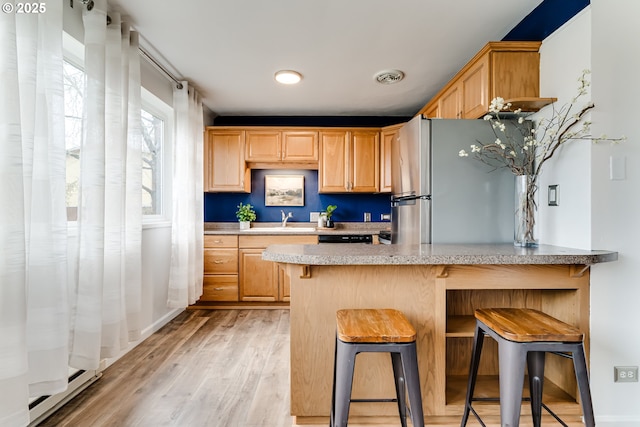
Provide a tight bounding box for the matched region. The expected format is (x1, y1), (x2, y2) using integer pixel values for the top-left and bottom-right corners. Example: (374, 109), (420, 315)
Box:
(40, 309), (292, 427)
(40, 309), (585, 427)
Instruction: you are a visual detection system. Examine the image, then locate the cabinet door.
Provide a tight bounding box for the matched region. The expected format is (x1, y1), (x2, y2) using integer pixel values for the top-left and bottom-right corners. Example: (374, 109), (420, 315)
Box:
(461, 54), (489, 119)
(319, 131), (348, 192)
(423, 102), (440, 119)
(439, 82), (462, 119)
(282, 131), (318, 162)
(205, 129), (250, 192)
(379, 128), (398, 193)
(350, 130), (379, 192)
(245, 130), (281, 162)
(239, 248), (277, 302)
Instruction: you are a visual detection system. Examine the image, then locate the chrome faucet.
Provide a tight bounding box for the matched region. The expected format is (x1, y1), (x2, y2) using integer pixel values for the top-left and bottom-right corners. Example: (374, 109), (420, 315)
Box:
(281, 210), (292, 227)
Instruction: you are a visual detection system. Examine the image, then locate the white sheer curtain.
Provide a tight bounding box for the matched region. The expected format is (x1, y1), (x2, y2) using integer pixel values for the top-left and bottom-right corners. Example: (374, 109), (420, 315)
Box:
(68, 1), (142, 369)
(167, 83), (204, 307)
(0, 2), (68, 425)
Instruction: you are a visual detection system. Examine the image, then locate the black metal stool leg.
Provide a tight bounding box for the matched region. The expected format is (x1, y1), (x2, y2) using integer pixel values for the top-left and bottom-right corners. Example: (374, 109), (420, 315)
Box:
(527, 351), (546, 427)
(333, 340), (356, 427)
(461, 322), (485, 427)
(572, 344), (595, 427)
(401, 343), (425, 427)
(498, 339), (527, 427)
(391, 352), (408, 427)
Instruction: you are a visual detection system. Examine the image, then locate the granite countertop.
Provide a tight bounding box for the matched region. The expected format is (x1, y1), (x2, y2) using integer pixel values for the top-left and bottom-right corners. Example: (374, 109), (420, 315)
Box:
(262, 243), (618, 266)
(204, 222), (388, 236)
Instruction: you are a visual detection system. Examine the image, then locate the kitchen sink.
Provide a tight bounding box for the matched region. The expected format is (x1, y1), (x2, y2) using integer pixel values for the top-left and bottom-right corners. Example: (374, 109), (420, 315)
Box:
(242, 226), (317, 233)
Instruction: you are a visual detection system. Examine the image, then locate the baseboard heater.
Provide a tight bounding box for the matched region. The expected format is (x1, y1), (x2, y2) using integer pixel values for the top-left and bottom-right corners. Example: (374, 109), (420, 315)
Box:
(28, 367), (103, 426)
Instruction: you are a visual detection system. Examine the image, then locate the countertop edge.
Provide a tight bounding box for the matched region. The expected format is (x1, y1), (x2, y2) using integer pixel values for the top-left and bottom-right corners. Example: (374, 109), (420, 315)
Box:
(262, 243), (618, 266)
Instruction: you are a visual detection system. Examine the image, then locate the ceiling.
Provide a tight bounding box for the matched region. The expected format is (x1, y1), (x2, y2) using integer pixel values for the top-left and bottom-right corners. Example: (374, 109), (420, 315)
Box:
(107, 0), (545, 118)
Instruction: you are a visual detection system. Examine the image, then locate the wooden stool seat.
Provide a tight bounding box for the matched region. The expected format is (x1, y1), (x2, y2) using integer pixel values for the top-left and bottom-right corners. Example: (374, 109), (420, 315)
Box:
(331, 309), (424, 427)
(336, 308), (417, 343)
(475, 308), (584, 343)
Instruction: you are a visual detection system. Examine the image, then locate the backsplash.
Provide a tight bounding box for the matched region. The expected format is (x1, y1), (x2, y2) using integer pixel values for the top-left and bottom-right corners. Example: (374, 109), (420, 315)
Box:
(204, 169), (391, 223)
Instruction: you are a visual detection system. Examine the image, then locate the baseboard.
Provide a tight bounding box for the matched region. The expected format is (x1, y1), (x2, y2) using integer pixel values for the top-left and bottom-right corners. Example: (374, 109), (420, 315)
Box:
(103, 307), (185, 369)
(28, 369), (102, 426)
(596, 416), (640, 426)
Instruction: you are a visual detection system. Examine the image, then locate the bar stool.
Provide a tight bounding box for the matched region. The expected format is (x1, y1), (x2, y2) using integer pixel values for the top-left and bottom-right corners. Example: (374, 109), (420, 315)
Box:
(461, 308), (595, 427)
(330, 308), (424, 427)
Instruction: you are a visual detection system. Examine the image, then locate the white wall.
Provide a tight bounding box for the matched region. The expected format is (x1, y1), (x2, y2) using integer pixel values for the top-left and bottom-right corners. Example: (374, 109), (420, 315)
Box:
(538, 3), (640, 424)
(590, 0), (640, 424)
(536, 9), (592, 249)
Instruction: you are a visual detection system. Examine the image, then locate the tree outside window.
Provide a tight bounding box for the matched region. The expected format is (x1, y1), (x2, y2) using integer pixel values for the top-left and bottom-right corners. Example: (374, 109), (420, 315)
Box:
(141, 108), (163, 216)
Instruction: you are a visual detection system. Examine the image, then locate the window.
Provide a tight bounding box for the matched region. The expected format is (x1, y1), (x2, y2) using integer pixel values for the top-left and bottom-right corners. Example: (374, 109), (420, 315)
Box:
(63, 31), (172, 223)
(63, 59), (85, 221)
(141, 88), (173, 222)
(141, 107), (164, 216)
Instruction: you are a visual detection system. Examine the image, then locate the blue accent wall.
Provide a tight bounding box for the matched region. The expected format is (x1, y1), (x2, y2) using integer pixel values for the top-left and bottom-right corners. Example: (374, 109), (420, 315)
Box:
(204, 169), (391, 223)
(502, 0), (589, 41)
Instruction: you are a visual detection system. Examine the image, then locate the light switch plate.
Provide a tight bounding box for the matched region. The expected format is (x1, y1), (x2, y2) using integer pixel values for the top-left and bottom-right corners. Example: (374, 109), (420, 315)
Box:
(548, 185), (558, 206)
(310, 212), (320, 222)
(610, 155), (626, 180)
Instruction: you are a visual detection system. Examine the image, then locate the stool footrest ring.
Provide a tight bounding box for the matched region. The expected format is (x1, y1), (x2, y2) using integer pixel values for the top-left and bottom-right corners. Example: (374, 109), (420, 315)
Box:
(467, 397), (570, 427)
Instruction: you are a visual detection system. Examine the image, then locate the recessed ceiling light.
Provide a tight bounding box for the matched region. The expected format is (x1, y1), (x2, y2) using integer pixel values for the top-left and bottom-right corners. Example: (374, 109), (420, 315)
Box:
(374, 69), (405, 84)
(275, 70), (302, 85)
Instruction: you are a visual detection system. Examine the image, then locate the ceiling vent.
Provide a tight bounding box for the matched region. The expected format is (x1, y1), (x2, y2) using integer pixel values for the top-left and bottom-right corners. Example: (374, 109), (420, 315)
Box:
(374, 69), (405, 85)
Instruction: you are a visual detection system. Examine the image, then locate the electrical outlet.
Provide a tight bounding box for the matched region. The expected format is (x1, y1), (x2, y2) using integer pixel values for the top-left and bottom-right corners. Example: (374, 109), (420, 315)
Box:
(380, 213), (391, 221)
(614, 366), (638, 382)
(309, 212), (320, 222)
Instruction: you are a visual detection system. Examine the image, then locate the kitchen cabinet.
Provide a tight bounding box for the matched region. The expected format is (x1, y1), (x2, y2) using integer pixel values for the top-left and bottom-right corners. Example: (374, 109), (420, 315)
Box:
(420, 41), (551, 119)
(204, 128), (250, 192)
(245, 129), (318, 164)
(201, 235), (239, 302)
(319, 129), (380, 193)
(380, 124), (402, 193)
(238, 235), (317, 302)
(439, 81), (462, 119)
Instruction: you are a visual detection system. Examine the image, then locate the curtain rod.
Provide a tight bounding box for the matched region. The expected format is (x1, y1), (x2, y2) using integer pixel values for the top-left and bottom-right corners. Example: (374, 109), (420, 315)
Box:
(138, 47), (184, 90)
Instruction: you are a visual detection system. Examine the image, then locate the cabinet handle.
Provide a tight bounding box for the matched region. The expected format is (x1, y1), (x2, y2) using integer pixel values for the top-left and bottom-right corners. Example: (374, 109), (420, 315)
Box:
(214, 287), (223, 291)
(213, 260), (225, 264)
(213, 239), (223, 244)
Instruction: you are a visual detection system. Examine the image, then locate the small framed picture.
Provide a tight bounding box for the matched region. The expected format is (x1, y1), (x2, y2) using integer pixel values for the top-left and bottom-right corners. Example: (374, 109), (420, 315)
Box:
(265, 175), (305, 206)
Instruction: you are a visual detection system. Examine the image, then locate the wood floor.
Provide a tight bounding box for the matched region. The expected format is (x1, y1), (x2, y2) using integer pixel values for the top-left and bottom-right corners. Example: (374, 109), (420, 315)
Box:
(40, 309), (293, 427)
(40, 309), (586, 427)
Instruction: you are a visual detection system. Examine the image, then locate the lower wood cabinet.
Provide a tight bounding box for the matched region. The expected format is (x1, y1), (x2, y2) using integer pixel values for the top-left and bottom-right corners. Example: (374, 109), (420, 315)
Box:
(238, 234), (317, 302)
(201, 235), (239, 302)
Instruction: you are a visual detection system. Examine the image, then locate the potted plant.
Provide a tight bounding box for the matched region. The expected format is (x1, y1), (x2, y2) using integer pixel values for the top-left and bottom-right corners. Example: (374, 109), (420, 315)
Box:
(324, 205), (337, 228)
(236, 202), (256, 230)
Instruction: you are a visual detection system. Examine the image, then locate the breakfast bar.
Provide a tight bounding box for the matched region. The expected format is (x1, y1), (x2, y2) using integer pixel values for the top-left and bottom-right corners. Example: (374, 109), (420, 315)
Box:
(263, 243), (617, 425)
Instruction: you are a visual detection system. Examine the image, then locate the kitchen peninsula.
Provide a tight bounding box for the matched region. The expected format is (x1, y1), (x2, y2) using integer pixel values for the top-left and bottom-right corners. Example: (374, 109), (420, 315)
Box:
(263, 243), (617, 424)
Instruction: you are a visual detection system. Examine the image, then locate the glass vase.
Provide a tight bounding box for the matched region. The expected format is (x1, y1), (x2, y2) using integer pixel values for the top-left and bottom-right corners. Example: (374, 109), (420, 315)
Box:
(514, 174), (538, 247)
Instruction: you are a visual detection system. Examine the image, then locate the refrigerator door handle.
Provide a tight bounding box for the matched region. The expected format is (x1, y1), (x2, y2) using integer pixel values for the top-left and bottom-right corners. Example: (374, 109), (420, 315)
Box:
(391, 193), (431, 207)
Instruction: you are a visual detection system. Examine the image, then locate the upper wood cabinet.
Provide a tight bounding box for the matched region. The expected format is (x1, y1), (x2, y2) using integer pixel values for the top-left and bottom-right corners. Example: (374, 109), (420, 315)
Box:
(420, 41), (546, 119)
(319, 129), (379, 193)
(380, 124), (402, 193)
(245, 129), (318, 164)
(204, 128), (250, 193)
